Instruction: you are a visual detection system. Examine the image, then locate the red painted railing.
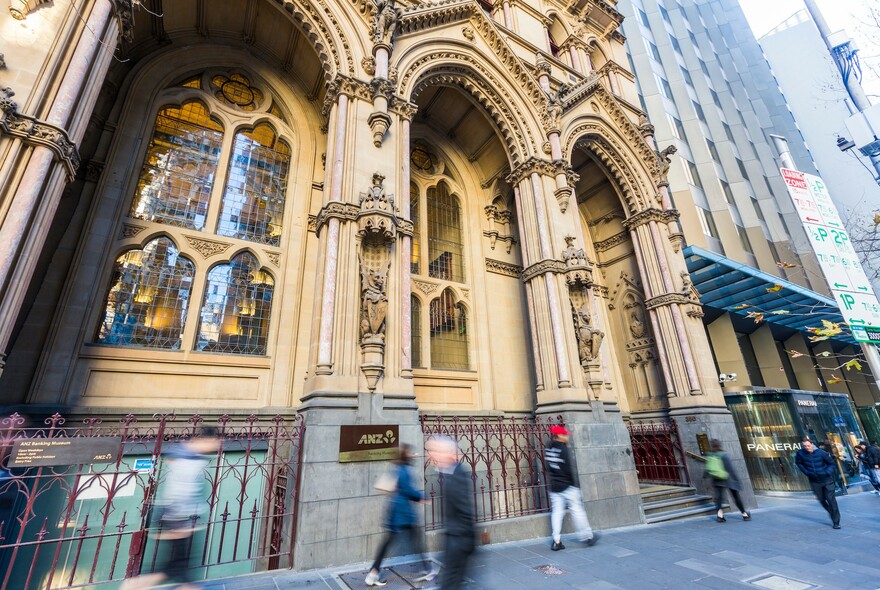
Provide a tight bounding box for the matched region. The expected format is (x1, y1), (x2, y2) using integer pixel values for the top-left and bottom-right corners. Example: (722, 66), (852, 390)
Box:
(420, 415), (561, 530)
(0, 412), (304, 589)
(627, 420), (690, 485)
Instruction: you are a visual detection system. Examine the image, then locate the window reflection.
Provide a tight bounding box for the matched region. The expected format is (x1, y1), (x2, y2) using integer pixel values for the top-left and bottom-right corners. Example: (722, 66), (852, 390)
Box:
(96, 238), (194, 349)
(412, 295), (423, 369)
(217, 124), (290, 245)
(129, 101), (223, 230)
(197, 253), (274, 355)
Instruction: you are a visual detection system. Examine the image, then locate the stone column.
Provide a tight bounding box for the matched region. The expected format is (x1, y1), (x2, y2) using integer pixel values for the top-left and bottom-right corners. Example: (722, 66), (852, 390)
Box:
(398, 105), (417, 378)
(502, 0), (513, 29)
(315, 90), (350, 375)
(0, 0), (126, 373)
(536, 59), (552, 94)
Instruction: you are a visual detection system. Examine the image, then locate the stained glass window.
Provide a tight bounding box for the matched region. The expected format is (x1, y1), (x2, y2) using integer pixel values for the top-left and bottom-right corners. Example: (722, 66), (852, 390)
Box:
(197, 253), (274, 355)
(412, 295), (423, 369)
(410, 183), (420, 275)
(96, 238), (194, 349)
(211, 74), (264, 111)
(430, 289), (469, 370)
(427, 182), (465, 283)
(217, 124), (290, 245)
(129, 101), (223, 230)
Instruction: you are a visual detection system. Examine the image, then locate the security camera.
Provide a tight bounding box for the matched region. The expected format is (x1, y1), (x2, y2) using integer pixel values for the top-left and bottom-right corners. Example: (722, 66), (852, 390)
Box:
(719, 373), (737, 384)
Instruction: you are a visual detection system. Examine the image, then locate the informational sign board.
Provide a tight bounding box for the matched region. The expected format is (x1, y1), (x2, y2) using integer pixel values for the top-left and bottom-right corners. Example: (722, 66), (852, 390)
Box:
(780, 168), (880, 343)
(338, 425), (399, 462)
(9, 437), (122, 467)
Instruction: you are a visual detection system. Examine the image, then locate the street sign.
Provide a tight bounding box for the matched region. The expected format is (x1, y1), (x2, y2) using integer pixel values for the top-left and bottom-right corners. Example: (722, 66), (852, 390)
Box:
(780, 168), (880, 343)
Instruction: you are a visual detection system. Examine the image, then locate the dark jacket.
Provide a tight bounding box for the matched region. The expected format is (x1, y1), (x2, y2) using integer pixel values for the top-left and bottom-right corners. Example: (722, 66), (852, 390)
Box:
(863, 445), (880, 469)
(795, 447), (836, 482)
(545, 440), (576, 493)
(384, 463), (423, 532)
(442, 462), (476, 539)
(708, 452), (742, 491)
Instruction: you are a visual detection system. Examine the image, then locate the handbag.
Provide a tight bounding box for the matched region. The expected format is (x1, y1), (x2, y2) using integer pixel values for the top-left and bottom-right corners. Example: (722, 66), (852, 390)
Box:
(374, 470), (398, 494)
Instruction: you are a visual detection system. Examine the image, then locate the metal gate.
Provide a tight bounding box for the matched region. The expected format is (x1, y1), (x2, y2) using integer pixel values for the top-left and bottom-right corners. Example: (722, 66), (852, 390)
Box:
(627, 420), (690, 485)
(0, 412), (304, 589)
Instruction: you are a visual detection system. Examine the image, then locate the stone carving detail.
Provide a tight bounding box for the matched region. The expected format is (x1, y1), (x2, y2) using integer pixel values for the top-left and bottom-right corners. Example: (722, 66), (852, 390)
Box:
(485, 258), (522, 278)
(628, 308), (647, 339)
(9, 0), (52, 20)
(371, 0), (400, 45)
(541, 91), (563, 134)
(357, 172), (399, 239)
(120, 223), (146, 239)
(462, 26), (475, 42)
(84, 160), (105, 183)
(593, 231), (628, 252)
(461, 288), (470, 300)
(657, 144), (677, 179)
(413, 279), (439, 295)
(0, 54), (6, 69)
(183, 235), (232, 259)
(621, 207), (677, 230)
(483, 202), (516, 253)
(307, 215), (318, 233)
(265, 251), (281, 267)
(521, 259), (565, 283)
(109, 0), (137, 42)
(1, 87), (80, 180)
(314, 202), (360, 234)
(561, 236), (592, 287)
(572, 302), (604, 365)
(362, 56), (376, 76)
(562, 236), (589, 267)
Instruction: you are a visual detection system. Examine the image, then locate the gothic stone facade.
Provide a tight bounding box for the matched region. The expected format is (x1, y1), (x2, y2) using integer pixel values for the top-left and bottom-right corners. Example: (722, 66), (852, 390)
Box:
(0, 0), (752, 569)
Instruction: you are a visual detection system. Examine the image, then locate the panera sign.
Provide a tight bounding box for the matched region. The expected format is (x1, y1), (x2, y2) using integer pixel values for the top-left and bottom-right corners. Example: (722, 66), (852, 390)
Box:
(338, 425), (399, 463)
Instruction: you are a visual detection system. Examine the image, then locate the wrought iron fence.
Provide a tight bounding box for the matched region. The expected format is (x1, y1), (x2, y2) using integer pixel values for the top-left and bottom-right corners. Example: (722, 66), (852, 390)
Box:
(420, 415), (560, 530)
(0, 412), (304, 590)
(626, 420), (689, 485)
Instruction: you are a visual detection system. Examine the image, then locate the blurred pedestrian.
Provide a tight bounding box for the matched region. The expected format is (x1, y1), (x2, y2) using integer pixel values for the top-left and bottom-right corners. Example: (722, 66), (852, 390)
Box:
(544, 425), (597, 550)
(854, 443), (880, 494)
(425, 436), (475, 590)
(365, 444), (437, 586)
(705, 439), (750, 522)
(121, 426), (220, 590)
(795, 438), (840, 529)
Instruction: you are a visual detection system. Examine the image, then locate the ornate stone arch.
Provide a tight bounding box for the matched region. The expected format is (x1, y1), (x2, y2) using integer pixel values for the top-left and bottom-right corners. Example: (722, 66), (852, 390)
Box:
(398, 47), (544, 164)
(563, 116), (661, 216)
(275, 0), (359, 78)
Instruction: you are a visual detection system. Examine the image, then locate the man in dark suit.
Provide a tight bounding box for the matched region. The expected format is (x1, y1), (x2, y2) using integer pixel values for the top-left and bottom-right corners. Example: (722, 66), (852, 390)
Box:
(426, 436), (476, 590)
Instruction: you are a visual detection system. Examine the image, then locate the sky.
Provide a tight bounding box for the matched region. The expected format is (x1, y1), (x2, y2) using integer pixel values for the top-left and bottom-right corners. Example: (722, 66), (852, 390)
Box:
(738, 0), (880, 101)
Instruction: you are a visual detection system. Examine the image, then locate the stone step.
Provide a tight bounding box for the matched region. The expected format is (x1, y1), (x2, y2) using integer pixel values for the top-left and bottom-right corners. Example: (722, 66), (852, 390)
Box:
(640, 486), (698, 502)
(642, 494), (715, 516)
(645, 502), (728, 524)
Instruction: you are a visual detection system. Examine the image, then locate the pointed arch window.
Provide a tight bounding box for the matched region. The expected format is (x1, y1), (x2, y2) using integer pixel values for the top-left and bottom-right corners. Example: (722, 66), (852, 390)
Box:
(427, 182), (465, 283)
(430, 288), (469, 370)
(129, 101), (223, 230)
(96, 237), (195, 349)
(412, 295), (423, 369)
(217, 124), (291, 245)
(197, 252), (274, 355)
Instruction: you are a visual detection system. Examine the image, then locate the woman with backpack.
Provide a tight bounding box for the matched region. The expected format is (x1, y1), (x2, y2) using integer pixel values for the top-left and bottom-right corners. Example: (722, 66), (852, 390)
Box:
(705, 439), (750, 523)
(365, 444), (438, 587)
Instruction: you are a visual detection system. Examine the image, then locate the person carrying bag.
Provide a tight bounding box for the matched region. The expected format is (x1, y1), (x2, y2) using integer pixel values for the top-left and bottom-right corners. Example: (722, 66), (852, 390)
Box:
(706, 439), (750, 523)
(365, 444), (438, 586)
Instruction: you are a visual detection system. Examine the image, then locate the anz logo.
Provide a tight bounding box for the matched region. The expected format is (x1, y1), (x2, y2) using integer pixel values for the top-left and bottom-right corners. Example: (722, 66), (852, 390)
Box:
(358, 430), (397, 445)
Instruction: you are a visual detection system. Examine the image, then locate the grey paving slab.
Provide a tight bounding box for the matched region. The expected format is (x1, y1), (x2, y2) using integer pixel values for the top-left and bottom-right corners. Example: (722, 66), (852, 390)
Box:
(213, 492), (880, 590)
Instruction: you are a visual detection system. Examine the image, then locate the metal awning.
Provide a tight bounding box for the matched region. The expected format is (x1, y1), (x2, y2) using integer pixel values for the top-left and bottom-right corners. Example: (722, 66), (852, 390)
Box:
(683, 245), (856, 344)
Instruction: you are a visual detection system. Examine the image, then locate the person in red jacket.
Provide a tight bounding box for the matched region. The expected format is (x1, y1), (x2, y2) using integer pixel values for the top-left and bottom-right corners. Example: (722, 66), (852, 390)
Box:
(544, 425), (598, 551)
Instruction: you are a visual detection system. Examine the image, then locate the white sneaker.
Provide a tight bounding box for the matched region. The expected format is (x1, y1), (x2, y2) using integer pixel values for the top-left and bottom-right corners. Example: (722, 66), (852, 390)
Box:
(415, 565), (440, 582)
(365, 571), (387, 586)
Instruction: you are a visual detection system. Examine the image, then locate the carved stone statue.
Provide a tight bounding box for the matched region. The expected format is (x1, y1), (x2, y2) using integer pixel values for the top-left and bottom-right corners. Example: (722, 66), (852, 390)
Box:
(372, 0), (400, 45)
(561, 236), (588, 267)
(629, 309), (647, 339)
(572, 302), (604, 364)
(360, 260), (390, 340)
(657, 144), (677, 178)
(543, 90), (563, 131)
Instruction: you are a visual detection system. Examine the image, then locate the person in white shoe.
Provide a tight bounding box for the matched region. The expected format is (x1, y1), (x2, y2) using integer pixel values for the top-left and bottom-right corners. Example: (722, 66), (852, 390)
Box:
(544, 425), (597, 551)
(365, 444), (437, 587)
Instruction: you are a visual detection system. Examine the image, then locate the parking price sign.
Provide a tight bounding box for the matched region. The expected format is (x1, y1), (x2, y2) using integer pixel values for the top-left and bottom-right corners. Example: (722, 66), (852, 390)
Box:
(780, 168), (880, 344)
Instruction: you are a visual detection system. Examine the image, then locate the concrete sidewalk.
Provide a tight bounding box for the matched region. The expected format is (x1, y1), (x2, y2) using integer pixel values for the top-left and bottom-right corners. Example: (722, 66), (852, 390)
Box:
(204, 492), (880, 590)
